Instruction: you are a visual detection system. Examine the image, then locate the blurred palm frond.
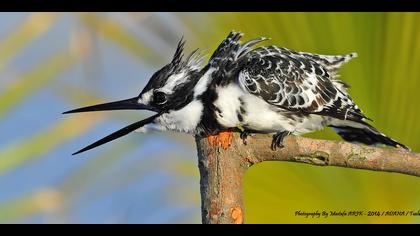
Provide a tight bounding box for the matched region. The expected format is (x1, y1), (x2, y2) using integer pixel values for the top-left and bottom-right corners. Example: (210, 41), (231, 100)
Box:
(0, 114), (103, 174)
(79, 13), (164, 65)
(0, 50), (80, 117)
(0, 13), (59, 68)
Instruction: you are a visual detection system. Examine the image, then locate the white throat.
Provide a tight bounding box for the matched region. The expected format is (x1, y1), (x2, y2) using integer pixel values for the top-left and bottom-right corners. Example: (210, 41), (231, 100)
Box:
(156, 100), (203, 133)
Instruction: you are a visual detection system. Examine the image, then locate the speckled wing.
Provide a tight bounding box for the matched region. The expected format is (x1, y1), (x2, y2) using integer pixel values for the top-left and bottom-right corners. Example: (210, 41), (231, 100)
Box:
(209, 31), (242, 69)
(238, 46), (368, 122)
(209, 31), (269, 72)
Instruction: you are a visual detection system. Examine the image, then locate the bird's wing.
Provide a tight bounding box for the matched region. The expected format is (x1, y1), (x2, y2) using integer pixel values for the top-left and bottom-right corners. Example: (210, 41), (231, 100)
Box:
(238, 46), (368, 122)
(209, 31), (269, 71)
(209, 31), (243, 66)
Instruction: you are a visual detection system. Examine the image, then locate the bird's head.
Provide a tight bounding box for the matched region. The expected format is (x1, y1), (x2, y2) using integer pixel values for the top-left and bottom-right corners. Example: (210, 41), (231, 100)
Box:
(63, 38), (206, 155)
(64, 38), (206, 115)
(137, 38), (206, 113)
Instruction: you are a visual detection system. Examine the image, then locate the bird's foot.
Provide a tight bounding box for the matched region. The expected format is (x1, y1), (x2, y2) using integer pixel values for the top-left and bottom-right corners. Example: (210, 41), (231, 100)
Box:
(240, 129), (252, 145)
(271, 131), (291, 151)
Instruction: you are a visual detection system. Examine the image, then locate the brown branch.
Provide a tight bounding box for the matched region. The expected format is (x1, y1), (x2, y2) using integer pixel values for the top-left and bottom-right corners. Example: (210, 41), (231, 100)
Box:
(195, 132), (420, 224)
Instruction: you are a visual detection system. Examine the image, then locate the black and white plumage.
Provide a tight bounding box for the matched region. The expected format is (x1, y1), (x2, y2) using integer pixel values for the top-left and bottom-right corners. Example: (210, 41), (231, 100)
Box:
(64, 31), (409, 155)
(201, 31), (408, 150)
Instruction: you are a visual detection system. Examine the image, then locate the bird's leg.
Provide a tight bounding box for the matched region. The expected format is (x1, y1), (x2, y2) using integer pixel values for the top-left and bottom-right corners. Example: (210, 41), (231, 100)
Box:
(271, 131), (291, 150)
(239, 129), (252, 145)
(236, 126), (252, 145)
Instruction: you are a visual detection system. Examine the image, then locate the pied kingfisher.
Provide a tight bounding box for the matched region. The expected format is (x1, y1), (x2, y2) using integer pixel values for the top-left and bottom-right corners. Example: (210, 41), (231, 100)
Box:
(64, 31), (409, 155)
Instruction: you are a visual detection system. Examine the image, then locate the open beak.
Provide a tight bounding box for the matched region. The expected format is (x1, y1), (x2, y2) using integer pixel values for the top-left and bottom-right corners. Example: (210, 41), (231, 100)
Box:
(63, 97), (161, 155)
(72, 113), (161, 155)
(62, 97), (159, 114)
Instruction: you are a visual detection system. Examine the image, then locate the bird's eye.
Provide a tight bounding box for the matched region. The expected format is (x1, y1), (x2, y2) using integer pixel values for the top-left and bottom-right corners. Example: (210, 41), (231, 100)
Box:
(153, 91), (167, 105)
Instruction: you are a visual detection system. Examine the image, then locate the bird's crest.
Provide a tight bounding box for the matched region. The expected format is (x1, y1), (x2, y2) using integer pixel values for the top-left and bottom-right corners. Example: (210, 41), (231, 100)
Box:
(169, 37), (206, 74)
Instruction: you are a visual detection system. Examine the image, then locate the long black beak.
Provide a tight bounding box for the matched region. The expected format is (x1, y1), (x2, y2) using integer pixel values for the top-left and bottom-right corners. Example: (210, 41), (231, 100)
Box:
(72, 113), (160, 155)
(63, 97), (158, 114)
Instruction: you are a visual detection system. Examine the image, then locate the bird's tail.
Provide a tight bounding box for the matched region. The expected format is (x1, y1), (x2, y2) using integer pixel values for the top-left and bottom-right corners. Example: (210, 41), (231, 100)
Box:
(330, 122), (410, 151)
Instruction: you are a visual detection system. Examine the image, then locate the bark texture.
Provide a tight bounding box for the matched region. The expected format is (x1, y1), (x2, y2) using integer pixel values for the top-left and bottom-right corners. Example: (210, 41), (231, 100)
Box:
(195, 132), (419, 224)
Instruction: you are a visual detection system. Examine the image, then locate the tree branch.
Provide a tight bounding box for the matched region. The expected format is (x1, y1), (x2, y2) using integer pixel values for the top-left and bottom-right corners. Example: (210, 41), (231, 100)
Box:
(195, 132), (419, 224)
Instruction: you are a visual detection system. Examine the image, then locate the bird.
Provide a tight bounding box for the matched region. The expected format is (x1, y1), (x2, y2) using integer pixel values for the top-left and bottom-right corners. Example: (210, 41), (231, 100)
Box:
(63, 31), (410, 155)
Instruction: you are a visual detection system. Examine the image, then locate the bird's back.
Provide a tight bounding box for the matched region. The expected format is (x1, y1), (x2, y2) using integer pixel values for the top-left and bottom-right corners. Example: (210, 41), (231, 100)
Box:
(237, 44), (368, 123)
